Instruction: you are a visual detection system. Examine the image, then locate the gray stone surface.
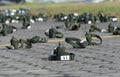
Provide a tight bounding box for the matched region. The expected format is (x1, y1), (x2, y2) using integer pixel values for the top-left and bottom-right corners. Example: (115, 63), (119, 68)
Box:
(0, 20), (120, 77)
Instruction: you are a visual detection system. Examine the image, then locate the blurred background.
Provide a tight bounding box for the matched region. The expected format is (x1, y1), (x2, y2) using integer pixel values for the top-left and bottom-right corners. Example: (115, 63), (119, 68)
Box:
(0, 0), (120, 20)
(0, 0), (119, 4)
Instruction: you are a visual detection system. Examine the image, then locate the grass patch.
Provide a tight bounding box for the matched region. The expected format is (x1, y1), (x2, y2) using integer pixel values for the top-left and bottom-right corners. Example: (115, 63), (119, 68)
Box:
(0, 2), (120, 19)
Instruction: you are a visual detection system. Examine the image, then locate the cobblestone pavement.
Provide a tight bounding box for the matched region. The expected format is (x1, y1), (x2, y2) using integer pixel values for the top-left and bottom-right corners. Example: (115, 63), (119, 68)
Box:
(0, 20), (120, 77)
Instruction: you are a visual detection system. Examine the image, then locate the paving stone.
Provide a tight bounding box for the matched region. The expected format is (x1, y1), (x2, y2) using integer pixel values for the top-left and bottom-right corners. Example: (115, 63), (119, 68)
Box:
(0, 21), (120, 77)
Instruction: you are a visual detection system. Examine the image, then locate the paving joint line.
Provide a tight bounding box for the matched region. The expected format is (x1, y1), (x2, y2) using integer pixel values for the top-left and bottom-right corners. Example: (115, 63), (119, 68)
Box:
(0, 35), (120, 46)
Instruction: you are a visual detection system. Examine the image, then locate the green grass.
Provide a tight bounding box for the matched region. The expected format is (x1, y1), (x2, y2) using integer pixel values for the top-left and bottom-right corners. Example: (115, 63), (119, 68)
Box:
(1, 2), (120, 19)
